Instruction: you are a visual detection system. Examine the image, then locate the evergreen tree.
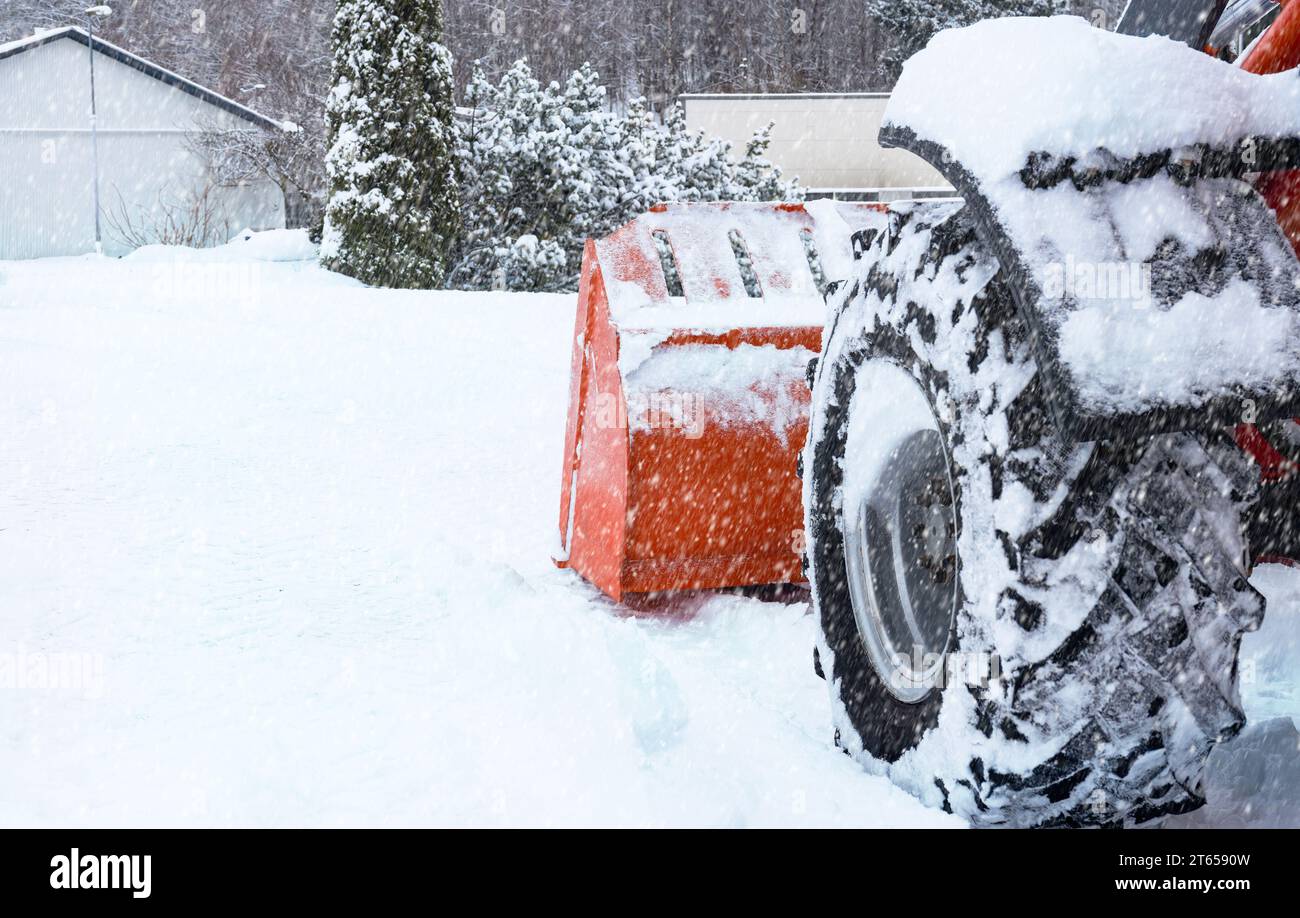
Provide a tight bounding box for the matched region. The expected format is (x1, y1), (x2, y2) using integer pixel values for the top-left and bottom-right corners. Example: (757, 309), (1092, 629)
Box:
(729, 124), (793, 201)
(321, 0), (461, 288)
(449, 61), (798, 292)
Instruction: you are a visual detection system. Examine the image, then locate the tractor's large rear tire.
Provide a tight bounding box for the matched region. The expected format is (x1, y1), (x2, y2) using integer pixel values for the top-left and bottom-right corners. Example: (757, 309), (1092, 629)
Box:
(804, 202), (1264, 827)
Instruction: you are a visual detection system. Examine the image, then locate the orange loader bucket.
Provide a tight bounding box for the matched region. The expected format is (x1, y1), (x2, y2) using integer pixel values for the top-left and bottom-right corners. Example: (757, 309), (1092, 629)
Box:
(1241, 0), (1300, 257)
(554, 201), (887, 602)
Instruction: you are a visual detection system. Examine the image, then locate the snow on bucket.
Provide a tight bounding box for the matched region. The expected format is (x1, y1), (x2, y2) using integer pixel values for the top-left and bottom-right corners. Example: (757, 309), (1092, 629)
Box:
(555, 201), (887, 601)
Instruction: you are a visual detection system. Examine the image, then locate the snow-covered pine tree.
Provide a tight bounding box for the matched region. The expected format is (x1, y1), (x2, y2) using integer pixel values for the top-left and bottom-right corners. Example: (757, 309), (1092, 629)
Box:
(450, 60), (551, 288)
(728, 124), (797, 201)
(451, 59), (599, 291)
(559, 63), (636, 253)
(867, 0), (1062, 84)
(653, 101), (733, 202)
(449, 61), (798, 291)
(618, 98), (663, 213)
(650, 101), (799, 204)
(321, 0), (460, 288)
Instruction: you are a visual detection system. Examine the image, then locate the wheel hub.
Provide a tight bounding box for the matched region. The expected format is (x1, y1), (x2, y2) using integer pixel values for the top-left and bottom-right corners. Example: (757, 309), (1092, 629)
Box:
(841, 375), (959, 704)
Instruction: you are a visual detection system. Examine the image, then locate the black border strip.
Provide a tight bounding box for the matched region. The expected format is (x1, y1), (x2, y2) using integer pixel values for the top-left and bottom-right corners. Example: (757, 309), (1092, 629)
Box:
(0, 827), (1290, 905)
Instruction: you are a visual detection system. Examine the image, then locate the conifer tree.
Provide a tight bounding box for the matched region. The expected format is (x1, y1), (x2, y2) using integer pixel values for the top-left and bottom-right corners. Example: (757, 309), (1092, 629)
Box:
(321, 0), (461, 288)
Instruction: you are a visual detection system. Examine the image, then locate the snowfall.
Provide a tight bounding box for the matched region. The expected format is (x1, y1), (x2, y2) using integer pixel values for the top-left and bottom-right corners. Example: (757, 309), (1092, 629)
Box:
(1, 230), (1297, 828)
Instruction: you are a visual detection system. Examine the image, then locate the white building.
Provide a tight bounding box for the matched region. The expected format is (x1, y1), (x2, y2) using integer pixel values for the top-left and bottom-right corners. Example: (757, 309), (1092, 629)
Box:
(0, 27), (286, 260)
(682, 93), (954, 201)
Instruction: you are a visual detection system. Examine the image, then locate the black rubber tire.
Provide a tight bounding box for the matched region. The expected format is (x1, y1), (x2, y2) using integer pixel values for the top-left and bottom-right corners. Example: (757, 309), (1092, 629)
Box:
(805, 202), (1265, 827)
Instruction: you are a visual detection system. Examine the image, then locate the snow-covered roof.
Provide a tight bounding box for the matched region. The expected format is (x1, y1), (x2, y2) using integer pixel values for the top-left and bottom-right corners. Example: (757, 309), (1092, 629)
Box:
(0, 26), (285, 131)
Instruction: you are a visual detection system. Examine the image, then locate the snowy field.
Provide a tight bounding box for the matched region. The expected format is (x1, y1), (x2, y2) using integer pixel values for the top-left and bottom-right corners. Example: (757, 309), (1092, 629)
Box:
(0, 232), (1297, 827)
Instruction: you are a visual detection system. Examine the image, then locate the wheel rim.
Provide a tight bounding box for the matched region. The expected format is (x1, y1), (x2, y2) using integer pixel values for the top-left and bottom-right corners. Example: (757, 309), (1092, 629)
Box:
(841, 366), (958, 703)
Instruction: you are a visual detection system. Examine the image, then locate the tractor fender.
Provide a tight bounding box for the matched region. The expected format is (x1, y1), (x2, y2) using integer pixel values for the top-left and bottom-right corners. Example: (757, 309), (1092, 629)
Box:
(878, 17), (1300, 444)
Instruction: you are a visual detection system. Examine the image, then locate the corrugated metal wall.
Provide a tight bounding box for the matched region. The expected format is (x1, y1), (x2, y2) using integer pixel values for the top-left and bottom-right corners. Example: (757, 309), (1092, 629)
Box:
(0, 37), (284, 259)
(682, 94), (952, 196)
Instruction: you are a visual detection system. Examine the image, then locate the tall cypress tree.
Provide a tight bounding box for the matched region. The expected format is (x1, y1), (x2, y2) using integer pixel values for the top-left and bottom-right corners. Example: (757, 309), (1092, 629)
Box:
(321, 0), (460, 288)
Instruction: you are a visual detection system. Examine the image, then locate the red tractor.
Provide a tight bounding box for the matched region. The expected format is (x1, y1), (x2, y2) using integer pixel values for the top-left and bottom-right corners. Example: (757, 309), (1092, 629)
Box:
(559, 2), (1300, 825)
(1226, 0), (1300, 564)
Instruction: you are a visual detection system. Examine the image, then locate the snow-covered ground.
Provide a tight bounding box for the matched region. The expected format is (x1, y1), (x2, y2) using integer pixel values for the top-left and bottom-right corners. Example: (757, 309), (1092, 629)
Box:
(0, 232), (1295, 827)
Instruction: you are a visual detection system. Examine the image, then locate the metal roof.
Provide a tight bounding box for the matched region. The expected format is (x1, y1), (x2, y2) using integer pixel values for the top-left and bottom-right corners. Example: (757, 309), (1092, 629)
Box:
(0, 26), (284, 131)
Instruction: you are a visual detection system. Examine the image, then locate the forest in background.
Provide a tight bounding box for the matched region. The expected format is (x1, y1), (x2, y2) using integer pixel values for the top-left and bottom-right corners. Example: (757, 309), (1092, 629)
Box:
(0, 2), (1104, 116)
(0, 0), (1096, 264)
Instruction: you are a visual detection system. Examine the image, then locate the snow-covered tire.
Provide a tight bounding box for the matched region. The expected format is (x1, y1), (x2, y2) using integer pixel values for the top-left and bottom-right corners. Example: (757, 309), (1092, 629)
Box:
(804, 202), (1265, 827)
